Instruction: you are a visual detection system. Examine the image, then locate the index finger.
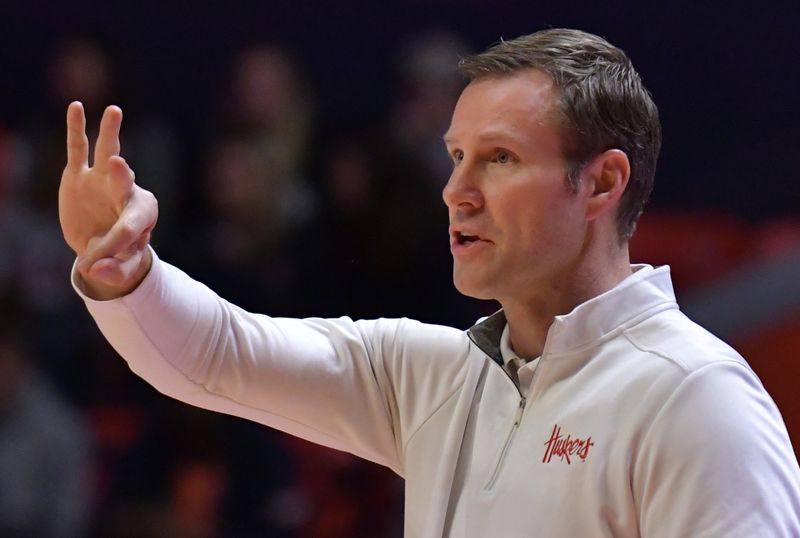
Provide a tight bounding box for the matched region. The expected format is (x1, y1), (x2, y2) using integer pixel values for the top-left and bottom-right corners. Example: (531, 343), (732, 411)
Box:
(93, 105), (123, 173)
(66, 101), (89, 173)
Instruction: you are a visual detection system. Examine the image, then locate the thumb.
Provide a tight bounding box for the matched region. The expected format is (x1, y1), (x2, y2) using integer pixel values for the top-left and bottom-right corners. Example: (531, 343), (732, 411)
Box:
(76, 246), (153, 299)
(78, 186), (157, 273)
(84, 248), (148, 288)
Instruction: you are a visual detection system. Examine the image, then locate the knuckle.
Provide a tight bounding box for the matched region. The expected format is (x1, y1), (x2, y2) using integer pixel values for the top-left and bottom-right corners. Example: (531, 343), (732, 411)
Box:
(119, 218), (139, 238)
(146, 191), (159, 210)
(139, 189), (159, 213)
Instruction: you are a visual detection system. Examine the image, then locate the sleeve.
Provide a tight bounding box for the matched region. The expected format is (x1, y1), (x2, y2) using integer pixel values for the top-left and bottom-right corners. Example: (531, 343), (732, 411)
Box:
(634, 360), (800, 537)
(73, 250), (469, 476)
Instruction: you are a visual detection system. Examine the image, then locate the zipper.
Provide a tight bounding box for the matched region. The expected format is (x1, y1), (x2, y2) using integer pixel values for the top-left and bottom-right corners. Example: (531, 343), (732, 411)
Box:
(483, 395), (526, 491)
(481, 348), (548, 492)
(470, 320), (553, 493)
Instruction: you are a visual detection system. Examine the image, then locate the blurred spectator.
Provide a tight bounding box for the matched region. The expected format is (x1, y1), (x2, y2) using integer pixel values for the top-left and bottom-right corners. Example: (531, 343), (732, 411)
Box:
(93, 400), (297, 537)
(10, 37), (116, 401)
(92, 402), (230, 537)
(298, 32), (491, 327)
(35, 35), (180, 244)
(0, 123), (32, 294)
(12, 36), (179, 401)
(391, 32), (493, 326)
(215, 44), (317, 233)
(369, 32), (491, 326)
(0, 301), (92, 537)
(304, 138), (404, 318)
(96, 457), (229, 538)
(177, 135), (310, 315)
(391, 31), (469, 188)
(0, 115), (89, 401)
(271, 437), (403, 538)
(304, 136), (477, 323)
(220, 45), (315, 191)
(181, 46), (318, 315)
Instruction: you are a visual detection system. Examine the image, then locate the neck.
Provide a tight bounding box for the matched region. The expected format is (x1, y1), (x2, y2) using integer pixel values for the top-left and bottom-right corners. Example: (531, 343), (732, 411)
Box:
(501, 244), (632, 359)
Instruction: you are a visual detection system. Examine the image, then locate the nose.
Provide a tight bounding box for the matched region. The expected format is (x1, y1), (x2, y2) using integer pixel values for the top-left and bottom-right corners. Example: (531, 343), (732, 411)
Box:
(442, 163), (483, 211)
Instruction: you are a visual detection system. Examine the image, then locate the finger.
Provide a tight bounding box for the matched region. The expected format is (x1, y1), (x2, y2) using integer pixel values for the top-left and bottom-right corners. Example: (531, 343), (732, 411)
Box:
(107, 156), (136, 210)
(135, 229), (152, 251)
(66, 101), (89, 173)
(84, 249), (146, 288)
(93, 105), (123, 173)
(79, 187), (157, 270)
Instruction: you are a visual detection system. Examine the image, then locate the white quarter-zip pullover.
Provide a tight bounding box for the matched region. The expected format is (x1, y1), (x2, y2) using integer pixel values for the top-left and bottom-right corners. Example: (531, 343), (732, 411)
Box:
(74, 252), (800, 536)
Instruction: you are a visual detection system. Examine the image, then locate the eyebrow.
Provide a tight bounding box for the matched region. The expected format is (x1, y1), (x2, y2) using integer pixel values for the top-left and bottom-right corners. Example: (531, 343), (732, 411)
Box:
(443, 130), (526, 146)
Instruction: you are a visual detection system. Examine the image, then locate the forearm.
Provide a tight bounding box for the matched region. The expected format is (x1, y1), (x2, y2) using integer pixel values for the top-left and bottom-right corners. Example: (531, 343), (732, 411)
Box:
(74, 249), (402, 469)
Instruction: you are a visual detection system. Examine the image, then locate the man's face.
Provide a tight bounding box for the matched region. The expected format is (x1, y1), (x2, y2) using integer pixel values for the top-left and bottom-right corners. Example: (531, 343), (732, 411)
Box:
(442, 70), (588, 303)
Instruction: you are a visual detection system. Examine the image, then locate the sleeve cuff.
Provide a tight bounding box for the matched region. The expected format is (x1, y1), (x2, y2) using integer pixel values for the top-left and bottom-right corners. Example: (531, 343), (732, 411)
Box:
(70, 246), (159, 304)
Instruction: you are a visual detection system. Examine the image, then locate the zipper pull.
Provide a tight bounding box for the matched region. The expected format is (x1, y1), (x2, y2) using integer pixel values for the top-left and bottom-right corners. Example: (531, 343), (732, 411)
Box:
(514, 397), (526, 425)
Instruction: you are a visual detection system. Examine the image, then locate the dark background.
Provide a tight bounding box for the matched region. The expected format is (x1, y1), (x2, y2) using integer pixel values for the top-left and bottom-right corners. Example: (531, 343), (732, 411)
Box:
(1, 0), (798, 216)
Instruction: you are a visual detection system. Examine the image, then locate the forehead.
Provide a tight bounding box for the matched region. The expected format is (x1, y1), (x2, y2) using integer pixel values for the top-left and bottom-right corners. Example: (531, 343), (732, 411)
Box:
(445, 69), (561, 145)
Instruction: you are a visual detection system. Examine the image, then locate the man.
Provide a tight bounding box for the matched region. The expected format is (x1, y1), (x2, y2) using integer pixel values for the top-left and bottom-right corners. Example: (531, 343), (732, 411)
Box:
(60, 28), (800, 536)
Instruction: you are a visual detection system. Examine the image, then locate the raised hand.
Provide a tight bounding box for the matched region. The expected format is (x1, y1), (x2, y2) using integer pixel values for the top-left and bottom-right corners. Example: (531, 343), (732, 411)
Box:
(59, 102), (158, 299)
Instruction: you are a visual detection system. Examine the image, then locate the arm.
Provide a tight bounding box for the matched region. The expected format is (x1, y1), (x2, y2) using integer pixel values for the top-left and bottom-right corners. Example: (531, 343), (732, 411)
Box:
(76, 251), (468, 474)
(634, 361), (800, 536)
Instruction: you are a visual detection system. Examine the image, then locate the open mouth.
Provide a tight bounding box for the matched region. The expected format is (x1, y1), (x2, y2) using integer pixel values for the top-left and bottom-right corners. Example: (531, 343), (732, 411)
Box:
(449, 226), (489, 251)
(457, 232), (480, 245)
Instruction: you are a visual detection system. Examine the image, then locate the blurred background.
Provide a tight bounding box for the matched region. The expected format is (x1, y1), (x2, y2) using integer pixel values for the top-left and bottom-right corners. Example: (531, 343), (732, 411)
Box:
(0, 0), (798, 536)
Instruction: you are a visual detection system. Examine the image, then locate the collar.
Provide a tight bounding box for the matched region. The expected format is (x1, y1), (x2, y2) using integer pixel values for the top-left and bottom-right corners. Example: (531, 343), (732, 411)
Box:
(466, 265), (678, 364)
(499, 324), (522, 365)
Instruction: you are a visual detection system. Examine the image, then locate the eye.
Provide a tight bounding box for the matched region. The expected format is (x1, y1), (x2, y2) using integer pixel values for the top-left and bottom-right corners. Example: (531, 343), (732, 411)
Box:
(452, 150), (464, 164)
(494, 151), (512, 164)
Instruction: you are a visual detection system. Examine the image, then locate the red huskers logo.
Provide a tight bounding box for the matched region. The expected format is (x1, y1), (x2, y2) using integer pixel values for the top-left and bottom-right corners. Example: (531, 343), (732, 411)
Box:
(542, 424), (594, 464)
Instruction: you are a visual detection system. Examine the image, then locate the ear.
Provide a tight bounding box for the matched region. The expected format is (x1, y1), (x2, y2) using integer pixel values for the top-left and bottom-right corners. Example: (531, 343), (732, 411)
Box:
(582, 149), (630, 221)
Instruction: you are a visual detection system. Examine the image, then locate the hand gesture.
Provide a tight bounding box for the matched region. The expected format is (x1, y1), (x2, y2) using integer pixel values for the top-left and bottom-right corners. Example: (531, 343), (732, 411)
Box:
(59, 102), (158, 299)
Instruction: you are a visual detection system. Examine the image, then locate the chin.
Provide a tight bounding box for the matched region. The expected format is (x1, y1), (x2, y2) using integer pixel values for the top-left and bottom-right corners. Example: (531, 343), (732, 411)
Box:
(452, 271), (495, 301)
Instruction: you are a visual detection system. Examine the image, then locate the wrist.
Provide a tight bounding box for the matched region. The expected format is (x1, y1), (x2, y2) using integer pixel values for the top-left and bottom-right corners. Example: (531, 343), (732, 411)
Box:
(78, 248), (153, 301)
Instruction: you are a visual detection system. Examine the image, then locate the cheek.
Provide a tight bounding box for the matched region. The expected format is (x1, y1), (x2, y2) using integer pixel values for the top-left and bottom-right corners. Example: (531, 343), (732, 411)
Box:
(507, 192), (584, 253)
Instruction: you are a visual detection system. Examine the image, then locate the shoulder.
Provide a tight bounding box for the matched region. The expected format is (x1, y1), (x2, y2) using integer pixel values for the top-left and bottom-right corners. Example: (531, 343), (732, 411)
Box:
(352, 318), (474, 381)
(618, 308), (791, 447)
(629, 313), (800, 534)
(622, 308), (749, 374)
(624, 312), (797, 487)
(353, 317), (469, 354)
